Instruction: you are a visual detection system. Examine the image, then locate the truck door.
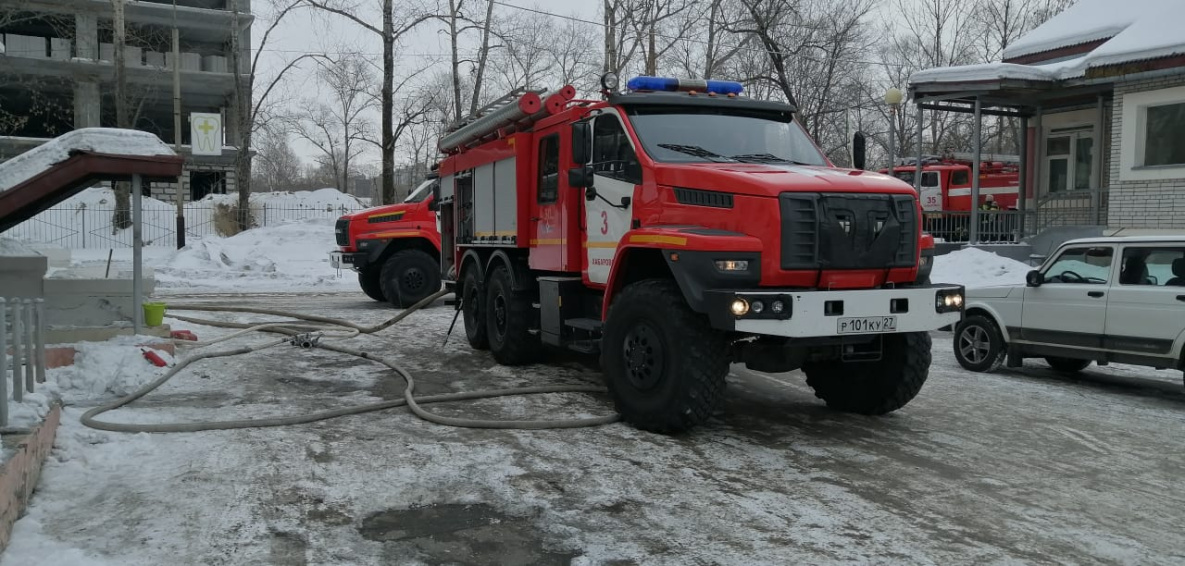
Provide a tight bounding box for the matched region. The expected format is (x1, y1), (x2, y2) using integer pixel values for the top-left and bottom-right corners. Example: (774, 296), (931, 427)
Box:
(584, 111), (640, 285)
(530, 132), (565, 271)
(919, 170), (942, 212)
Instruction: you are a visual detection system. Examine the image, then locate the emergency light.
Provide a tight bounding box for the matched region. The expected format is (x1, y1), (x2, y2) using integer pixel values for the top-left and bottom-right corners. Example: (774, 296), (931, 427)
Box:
(626, 76), (744, 95)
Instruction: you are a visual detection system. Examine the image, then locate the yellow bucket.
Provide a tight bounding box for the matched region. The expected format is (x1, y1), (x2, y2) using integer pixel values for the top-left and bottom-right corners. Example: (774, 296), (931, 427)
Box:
(142, 302), (167, 327)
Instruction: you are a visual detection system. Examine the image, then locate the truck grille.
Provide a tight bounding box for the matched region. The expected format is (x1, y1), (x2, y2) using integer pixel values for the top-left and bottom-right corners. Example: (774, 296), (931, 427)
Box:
(335, 218), (350, 246)
(778, 193), (916, 271)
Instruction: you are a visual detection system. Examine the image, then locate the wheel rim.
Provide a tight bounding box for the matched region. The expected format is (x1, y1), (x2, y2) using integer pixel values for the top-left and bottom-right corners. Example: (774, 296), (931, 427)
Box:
(463, 278), (480, 328)
(492, 293), (508, 339)
(622, 321), (665, 390)
(401, 267), (426, 293)
(959, 325), (992, 364)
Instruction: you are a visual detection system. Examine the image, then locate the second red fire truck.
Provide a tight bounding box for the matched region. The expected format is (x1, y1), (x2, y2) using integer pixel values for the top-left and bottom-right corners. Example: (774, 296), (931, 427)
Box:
(428, 75), (963, 433)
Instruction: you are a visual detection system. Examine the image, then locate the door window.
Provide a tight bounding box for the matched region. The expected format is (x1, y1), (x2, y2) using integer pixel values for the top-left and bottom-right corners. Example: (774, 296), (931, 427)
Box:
(537, 133), (560, 204)
(1045, 132), (1093, 192)
(593, 116), (641, 184)
(1043, 246), (1113, 284)
(1119, 247), (1185, 286)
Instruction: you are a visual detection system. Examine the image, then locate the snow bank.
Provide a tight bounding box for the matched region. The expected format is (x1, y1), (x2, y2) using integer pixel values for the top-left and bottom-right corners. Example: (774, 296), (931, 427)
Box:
(0, 128), (174, 192)
(0, 237), (38, 256)
(48, 338), (174, 404)
(155, 217), (355, 293)
(931, 247), (1030, 288)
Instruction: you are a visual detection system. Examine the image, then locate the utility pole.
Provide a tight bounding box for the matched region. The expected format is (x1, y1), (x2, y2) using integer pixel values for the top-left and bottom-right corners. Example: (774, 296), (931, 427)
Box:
(113, 0), (127, 128)
(173, 0), (185, 248)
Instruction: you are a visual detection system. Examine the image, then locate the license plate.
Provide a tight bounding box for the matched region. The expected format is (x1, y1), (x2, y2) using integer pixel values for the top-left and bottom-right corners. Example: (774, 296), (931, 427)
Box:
(329, 252), (353, 268)
(837, 316), (897, 334)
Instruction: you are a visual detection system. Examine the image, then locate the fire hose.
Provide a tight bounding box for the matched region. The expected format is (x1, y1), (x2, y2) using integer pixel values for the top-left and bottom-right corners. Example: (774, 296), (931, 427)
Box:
(80, 289), (620, 433)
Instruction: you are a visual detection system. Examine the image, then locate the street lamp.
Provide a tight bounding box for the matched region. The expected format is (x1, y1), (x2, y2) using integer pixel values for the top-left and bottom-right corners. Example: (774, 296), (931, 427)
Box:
(884, 87), (904, 176)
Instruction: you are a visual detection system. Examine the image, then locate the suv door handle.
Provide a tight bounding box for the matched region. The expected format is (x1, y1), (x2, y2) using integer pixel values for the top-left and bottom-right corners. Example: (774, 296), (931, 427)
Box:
(1088, 291), (1105, 298)
(1177, 295), (1185, 302)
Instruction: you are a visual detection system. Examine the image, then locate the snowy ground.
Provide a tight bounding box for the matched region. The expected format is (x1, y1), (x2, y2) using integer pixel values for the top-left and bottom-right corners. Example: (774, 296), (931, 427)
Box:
(4, 292), (1185, 565)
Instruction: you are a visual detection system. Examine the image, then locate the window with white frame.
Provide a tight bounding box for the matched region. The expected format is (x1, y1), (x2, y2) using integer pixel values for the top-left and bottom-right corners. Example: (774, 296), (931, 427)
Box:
(1119, 84), (1185, 181)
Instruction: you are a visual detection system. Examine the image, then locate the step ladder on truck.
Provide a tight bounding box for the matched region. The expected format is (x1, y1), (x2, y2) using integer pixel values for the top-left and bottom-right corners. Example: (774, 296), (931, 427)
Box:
(435, 74), (963, 433)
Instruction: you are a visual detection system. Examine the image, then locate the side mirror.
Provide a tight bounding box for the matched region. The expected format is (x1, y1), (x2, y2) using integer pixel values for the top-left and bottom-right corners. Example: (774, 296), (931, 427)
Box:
(1026, 269), (1044, 287)
(852, 131), (867, 170)
(568, 165), (594, 188)
(571, 122), (591, 164)
(427, 182), (440, 211)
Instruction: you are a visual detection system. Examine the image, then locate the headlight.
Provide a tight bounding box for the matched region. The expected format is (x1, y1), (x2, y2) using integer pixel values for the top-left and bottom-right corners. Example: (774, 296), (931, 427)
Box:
(935, 288), (964, 313)
(728, 294), (792, 320)
(715, 259), (749, 271)
(730, 299), (749, 316)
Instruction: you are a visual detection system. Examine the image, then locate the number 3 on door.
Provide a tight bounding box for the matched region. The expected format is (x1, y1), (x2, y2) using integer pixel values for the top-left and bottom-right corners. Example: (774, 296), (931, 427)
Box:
(600, 210), (608, 235)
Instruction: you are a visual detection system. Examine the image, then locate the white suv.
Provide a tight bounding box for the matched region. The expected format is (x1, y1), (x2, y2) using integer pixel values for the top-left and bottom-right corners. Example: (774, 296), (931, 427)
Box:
(953, 236), (1185, 380)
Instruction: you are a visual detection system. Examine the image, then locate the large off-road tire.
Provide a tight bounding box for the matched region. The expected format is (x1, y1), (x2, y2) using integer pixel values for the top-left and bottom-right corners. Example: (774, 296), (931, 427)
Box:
(379, 249), (441, 308)
(461, 266), (489, 350)
(484, 264), (540, 365)
(804, 332), (932, 415)
(953, 315), (1006, 372)
(601, 279), (729, 433)
(358, 266), (385, 302)
(1045, 356), (1091, 374)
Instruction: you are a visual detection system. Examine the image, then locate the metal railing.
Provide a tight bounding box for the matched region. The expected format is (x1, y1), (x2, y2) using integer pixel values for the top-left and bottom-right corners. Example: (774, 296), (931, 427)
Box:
(1, 298), (48, 428)
(1035, 189), (1108, 232)
(6, 203), (366, 249)
(923, 209), (1036, 243)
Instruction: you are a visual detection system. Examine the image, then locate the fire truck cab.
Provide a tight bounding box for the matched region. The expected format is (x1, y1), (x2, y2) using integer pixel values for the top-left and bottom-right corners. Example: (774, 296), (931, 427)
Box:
(331, 176), (442, 307)
(438, 75), (965, 433)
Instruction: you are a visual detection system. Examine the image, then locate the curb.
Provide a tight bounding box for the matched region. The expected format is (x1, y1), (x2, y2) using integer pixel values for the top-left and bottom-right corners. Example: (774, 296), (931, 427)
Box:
(0, 403), (62, 552)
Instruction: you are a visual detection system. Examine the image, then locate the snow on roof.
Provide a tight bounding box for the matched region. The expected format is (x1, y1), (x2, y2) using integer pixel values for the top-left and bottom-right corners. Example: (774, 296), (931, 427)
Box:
(911, 55), (1089, 86)
(0, 128), (175, 193)
(1003, 0), (1185, 63)
(916, 0), (1185, 88)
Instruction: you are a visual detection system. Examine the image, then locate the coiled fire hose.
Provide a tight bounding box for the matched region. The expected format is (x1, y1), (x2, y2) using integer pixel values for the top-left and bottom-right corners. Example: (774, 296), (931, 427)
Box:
(81, 289), (620, 433)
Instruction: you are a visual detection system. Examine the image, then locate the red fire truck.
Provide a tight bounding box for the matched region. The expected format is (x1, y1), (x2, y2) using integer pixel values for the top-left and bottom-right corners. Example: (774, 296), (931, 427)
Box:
(882, 156), (1021, 241)
(436, 75), (964, 432)
(331, 175), (442, 307)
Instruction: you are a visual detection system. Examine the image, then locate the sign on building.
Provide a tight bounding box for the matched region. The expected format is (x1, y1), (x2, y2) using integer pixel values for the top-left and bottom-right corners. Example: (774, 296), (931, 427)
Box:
(190, 112), (223, 156)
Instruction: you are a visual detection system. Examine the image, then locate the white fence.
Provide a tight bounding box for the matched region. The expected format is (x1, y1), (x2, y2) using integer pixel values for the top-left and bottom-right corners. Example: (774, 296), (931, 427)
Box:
(1, 298), (47, 428)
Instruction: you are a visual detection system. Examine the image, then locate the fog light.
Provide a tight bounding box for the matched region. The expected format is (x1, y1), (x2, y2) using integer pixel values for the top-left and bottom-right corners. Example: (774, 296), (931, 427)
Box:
(771, 300), (785, 314)
(715, 260), (749, 271)
(751, 300), (765, 314)
(730, 299), (749, 316)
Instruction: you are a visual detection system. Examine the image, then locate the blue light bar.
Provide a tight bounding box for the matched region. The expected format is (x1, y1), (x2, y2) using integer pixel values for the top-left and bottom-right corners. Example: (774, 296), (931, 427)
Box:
(626, 76), (744, 95)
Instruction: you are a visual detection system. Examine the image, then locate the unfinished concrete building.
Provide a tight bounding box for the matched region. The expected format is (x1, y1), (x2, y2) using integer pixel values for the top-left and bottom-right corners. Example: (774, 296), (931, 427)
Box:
(0, 0), (252, 201)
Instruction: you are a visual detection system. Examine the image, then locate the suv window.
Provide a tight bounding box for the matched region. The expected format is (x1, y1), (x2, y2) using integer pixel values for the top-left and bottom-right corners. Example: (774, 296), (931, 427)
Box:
(1119, 247), (1185, 286)
(1044, 246), (1113, 284)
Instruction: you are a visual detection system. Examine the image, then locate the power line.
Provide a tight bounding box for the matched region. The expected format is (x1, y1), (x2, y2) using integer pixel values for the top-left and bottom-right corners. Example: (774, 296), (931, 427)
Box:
(488, 0), (887, 67)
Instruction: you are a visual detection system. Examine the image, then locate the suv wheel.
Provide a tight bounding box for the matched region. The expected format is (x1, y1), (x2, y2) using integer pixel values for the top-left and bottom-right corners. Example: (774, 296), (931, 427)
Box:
(953, 315), (1005, 372)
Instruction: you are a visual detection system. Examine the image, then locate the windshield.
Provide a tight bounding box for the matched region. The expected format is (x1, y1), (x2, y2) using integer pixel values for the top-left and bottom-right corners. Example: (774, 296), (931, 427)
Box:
(625, 107), (827, 166)
(404, 179), (435, 203)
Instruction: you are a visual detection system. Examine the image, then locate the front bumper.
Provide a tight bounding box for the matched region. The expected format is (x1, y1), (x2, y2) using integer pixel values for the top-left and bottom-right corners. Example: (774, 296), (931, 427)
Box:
(329, 251), (365, 270)
(704, 284), (964, 338)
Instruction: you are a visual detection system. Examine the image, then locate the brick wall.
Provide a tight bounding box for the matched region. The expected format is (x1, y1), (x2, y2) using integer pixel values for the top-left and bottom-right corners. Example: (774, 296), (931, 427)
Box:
(150, 163), (237, 203)
(1107, 74), (1185, 229)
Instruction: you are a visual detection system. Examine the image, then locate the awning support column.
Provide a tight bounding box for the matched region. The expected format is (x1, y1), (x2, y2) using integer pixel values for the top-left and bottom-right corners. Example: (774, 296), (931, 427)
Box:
(133, 174), (143, 335)
(914, 103), (924, 193)
(970, 97), (982, 244)
(1018, 115), (1029, 237)
(1092, 94), (1105, 224)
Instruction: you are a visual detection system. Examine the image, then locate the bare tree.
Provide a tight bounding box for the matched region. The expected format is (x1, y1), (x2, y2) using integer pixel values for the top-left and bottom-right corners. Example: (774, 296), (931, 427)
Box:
(288, 53), (376, 193)
(251, 124), (303, 192)
(301, 0), (437, 203)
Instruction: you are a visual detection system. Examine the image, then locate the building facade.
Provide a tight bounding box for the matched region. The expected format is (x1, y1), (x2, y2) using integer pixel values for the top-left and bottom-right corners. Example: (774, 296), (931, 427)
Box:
(910, 0), (1185, 235)
(0, 0), (252, 201)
